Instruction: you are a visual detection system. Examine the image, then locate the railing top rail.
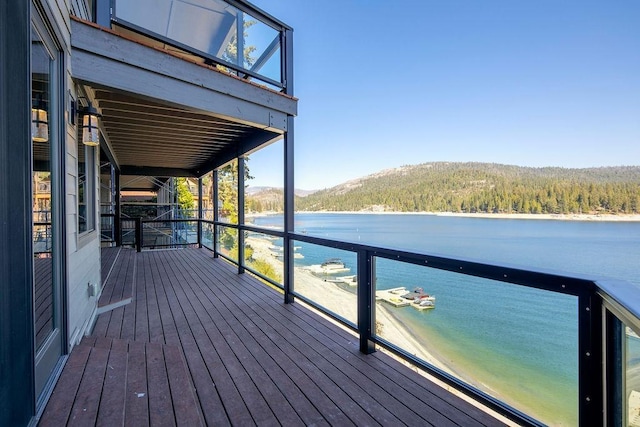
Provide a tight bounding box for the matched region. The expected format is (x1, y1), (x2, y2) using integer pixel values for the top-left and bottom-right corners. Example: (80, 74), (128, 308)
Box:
(211, 219), (620, 295)
(224, 0), (293, 31)
(596, 278), (640, 334)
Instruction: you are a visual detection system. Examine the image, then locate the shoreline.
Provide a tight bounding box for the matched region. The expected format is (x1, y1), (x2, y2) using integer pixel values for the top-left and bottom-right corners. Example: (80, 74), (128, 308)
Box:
(247, 210), (640, 222)
(292, 211), (640, 222)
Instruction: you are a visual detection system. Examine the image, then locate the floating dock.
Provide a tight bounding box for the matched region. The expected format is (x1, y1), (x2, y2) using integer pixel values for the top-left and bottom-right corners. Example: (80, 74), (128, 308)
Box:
(376, 287), (436, 310)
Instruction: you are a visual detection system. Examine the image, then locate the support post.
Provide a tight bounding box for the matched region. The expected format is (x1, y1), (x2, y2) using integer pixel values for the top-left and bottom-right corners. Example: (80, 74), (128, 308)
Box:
(282, 28), (295, 303)
(283, 115), (295, 303)
(197, 177), (203, 248)
(357, 251), (376, 354)
(135, 217), (142, 252)
(213, 169), (219, 258)
(114, 168), (121, 246)
(237, 157), (245, 274)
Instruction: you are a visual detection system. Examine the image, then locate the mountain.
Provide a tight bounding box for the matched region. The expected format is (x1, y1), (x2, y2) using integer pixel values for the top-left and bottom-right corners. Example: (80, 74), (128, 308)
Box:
(246, 186), (315, 197)
(246, 186), (316, 212)
(294, 162), (640, 215)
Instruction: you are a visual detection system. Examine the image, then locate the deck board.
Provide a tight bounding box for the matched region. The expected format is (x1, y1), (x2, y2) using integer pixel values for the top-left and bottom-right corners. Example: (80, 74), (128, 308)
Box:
(98, 247), (135, 309)
(41, 247), (505, 427)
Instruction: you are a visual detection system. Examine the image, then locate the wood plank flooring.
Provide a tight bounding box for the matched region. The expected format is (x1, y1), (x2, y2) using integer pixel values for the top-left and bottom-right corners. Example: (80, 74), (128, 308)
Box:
(98, 247), (135, 309)
(40, 248), (505, 426)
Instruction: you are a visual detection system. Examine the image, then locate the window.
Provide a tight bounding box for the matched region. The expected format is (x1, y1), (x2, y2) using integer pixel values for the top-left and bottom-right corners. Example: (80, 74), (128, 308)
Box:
(78, 138), (96, 234)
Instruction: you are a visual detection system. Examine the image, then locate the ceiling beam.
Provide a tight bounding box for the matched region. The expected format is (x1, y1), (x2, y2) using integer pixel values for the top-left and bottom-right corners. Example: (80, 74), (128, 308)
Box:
(196, 130), (282, 175)
(120, 166), (197, 177)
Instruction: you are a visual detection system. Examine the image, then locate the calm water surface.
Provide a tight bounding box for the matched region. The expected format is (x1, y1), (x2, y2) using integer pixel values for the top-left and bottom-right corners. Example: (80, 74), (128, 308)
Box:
(253, 213), (640, 426)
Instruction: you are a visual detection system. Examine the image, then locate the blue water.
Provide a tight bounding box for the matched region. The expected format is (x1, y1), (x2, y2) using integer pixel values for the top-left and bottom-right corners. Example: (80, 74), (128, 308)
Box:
(253, 213), (640, 426)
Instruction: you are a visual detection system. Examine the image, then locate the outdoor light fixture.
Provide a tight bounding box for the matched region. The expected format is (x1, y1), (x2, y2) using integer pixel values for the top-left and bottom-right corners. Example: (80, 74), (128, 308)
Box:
(31, 94), (49, 143)
(79, 100), (101, 146)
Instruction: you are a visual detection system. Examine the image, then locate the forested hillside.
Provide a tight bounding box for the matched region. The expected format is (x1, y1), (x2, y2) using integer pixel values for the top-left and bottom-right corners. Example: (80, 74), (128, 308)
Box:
(294, 163), (640, 214)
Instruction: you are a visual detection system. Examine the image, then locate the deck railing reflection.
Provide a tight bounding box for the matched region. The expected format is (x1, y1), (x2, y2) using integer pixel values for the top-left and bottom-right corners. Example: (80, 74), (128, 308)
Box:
(99, 214), (640, 426)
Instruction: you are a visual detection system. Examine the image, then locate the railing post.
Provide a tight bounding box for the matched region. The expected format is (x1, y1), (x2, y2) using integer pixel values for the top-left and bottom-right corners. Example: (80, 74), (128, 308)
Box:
(197, 177), (203, 248)
(357, 250), (376, 354)
(213, 170), (219, 258)
(237, 157), (245, 274)
(135, 217), (142, 252)
(578, 293), (603, 425)
(605, 311), (624, 426)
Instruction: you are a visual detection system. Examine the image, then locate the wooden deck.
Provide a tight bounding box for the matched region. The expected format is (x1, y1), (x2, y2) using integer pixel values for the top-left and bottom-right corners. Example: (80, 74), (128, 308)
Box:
(40, 248), (504, 426)
(98, 247), (135, 310)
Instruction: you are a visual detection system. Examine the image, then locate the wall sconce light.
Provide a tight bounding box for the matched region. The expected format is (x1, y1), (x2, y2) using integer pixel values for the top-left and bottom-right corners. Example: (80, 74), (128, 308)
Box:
(78, 99), (101, 146)
(31, 93), (49, 143)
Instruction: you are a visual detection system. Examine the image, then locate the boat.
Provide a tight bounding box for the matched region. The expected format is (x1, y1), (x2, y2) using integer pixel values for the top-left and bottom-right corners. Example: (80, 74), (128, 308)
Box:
(320, 258), (346, 270)
(401, 287), (436, 302)
(413, 298), (435, 310)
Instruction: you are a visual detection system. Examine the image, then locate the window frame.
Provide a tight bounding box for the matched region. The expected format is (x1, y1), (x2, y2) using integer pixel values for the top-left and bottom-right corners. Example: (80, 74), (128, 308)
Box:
(77, 129), (97, 236)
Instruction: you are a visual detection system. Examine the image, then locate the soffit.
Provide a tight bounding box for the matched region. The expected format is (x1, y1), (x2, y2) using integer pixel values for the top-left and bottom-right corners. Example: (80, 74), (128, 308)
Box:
(93, 89), (273, 177)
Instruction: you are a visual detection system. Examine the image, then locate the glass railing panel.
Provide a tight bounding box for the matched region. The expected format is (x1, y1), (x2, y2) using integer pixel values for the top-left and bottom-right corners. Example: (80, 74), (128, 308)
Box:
(217, 225), (238, 261)
(100, 214), (115, 243)
(121, 218), (136, 246)
(142, 220), (198, 248)
(201, 221), (214, 250)
(626, 324), (640, 426)
(241, 19), (281, 82)
(114, 0), (283, 86)
(244, 231), (283, 285)
(33, 223), (52, 254)
(292, 241), (357, 326)
(245, 139), (284, 228)
(373, 256), (578, 426)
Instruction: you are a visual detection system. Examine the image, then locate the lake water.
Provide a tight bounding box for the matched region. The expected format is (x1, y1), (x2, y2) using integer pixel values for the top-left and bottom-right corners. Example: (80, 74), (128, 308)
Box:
(252, 213), (640, 426)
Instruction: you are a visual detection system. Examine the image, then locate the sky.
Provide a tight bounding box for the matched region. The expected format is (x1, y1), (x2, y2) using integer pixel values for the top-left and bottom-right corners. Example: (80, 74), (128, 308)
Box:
(246, 0), (640, 190)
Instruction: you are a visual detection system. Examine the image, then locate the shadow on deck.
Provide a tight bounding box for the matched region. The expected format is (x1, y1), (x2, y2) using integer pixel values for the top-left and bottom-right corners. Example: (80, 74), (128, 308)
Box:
(40, 248), (504, 426)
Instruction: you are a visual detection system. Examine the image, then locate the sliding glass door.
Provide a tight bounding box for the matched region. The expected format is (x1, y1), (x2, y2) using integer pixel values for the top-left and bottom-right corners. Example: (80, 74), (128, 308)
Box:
(31, 6), (63, 400)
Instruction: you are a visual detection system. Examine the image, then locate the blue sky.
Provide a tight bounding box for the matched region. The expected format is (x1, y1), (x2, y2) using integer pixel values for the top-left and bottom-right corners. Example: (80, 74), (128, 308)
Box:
(248, 1), (640, 190)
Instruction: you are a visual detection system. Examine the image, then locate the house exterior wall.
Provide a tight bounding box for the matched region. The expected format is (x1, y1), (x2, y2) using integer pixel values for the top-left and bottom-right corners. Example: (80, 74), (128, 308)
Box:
(56, 0), (102, 349)
(35, 0), (101, 352)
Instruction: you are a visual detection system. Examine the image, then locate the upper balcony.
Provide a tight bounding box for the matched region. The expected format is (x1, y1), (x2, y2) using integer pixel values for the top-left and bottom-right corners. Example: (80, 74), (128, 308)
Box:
(71, 0), (296, 184)
(97, 0), (292, 93)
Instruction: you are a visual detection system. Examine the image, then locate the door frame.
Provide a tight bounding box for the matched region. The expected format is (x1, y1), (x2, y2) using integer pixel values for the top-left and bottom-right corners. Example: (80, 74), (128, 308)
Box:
(31, 0), (68, 408)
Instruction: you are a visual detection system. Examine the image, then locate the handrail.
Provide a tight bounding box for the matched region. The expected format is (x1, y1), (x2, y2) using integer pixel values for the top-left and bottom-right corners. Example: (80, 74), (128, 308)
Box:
(597, 278), (640, 334)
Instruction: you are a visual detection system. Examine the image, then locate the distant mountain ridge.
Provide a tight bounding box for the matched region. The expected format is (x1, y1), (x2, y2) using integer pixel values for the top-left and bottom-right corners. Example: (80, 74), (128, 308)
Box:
(294, 162), (640, 215)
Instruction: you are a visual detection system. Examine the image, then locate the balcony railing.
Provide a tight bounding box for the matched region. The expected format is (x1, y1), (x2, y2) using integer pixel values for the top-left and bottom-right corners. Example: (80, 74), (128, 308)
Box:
(100, 214), (640, 426)
(96, 0), (293, 92)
